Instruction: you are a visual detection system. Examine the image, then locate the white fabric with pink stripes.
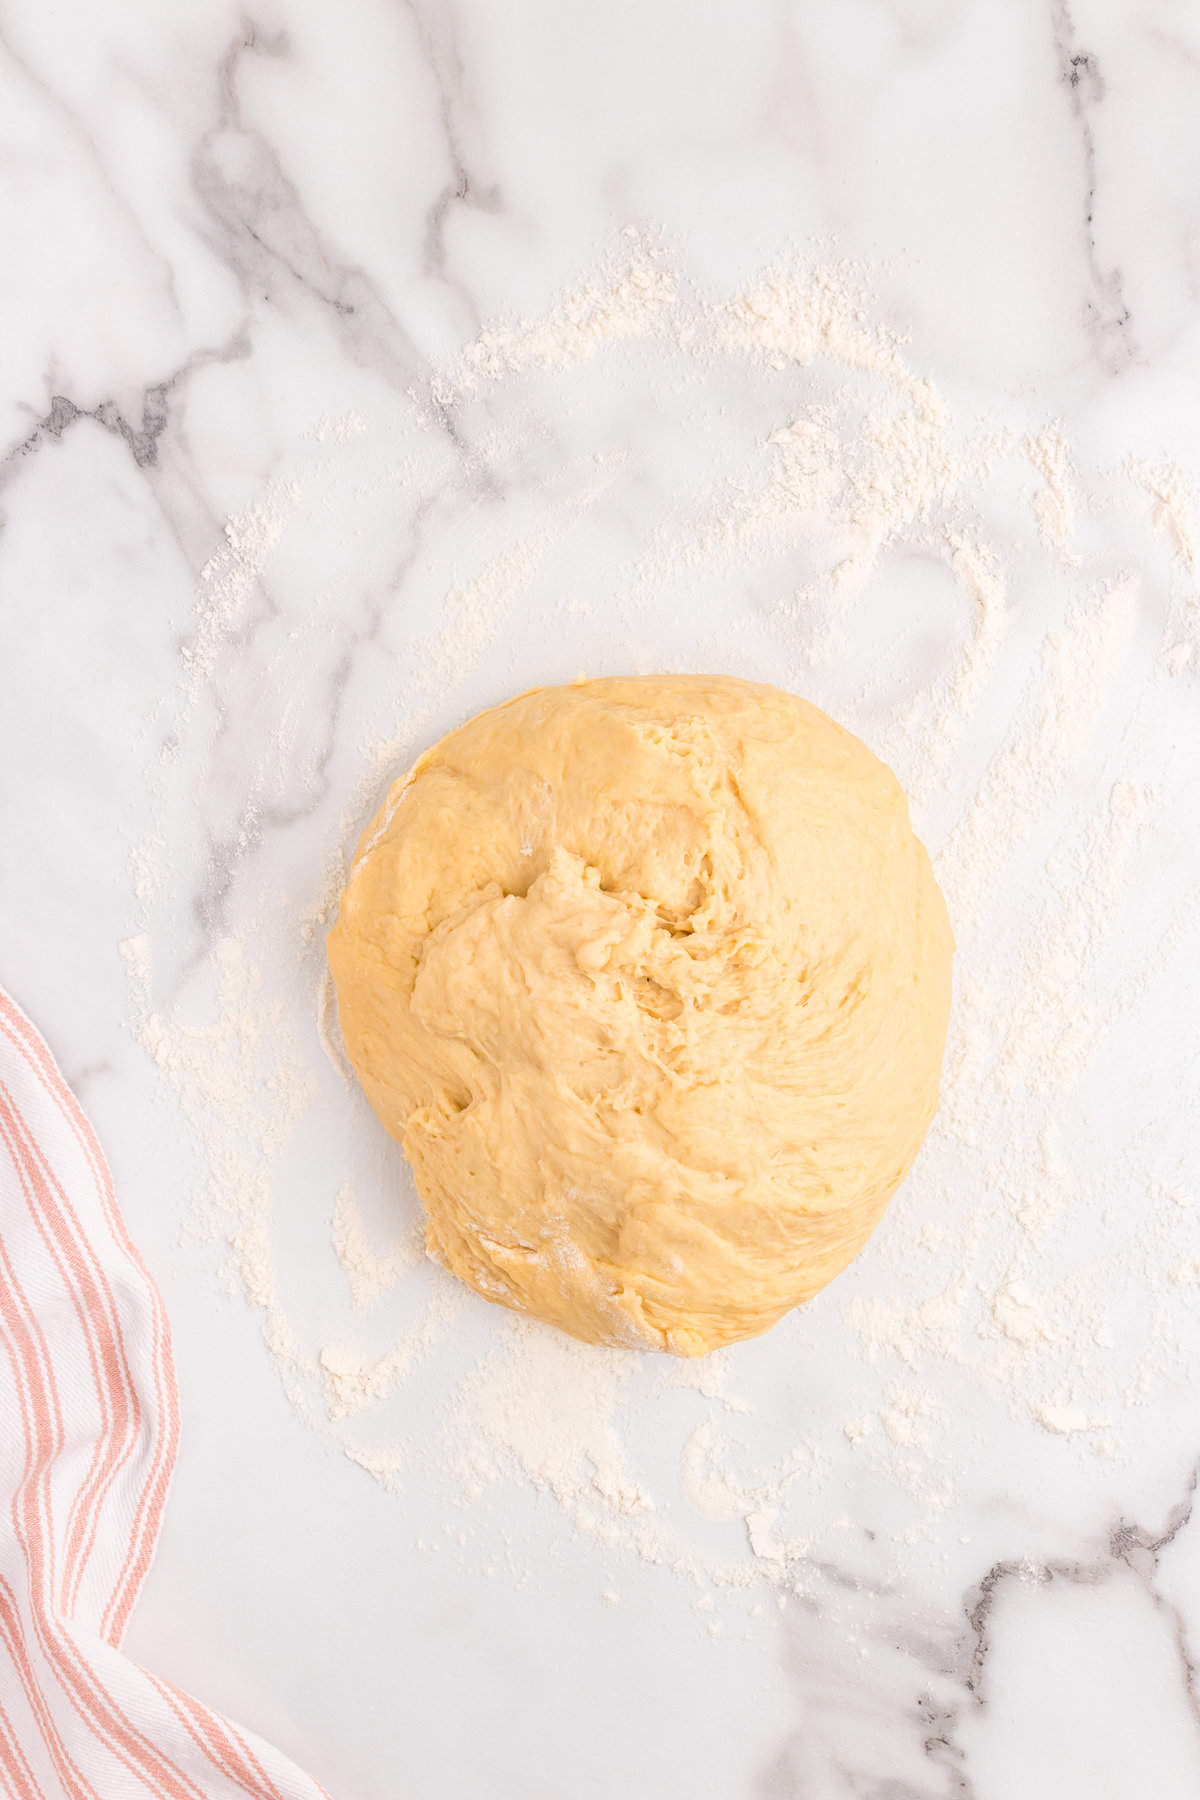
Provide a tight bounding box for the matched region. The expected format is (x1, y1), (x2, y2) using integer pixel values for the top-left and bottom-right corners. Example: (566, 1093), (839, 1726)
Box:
(0, 990), (328, 1800)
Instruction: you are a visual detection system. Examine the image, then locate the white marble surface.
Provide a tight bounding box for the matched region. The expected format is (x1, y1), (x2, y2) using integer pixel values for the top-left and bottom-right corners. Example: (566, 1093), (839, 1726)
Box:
(3, 3), (1200, 1795)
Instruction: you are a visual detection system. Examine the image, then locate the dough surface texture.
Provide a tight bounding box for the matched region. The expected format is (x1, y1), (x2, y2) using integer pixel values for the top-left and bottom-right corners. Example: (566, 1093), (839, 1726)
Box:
(328, 675), (953, 1355)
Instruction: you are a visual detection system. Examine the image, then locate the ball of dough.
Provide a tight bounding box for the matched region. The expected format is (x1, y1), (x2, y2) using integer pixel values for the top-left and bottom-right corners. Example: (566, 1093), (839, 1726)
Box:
(328, 675), (952, 1355)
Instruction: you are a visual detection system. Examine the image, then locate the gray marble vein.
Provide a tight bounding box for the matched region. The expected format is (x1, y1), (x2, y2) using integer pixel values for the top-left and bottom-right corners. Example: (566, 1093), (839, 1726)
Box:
(1049, 0), (1138, 375)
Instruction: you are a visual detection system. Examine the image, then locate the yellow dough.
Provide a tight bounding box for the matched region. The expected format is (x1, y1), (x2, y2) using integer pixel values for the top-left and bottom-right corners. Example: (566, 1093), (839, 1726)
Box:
(327, 675), (953, 1355)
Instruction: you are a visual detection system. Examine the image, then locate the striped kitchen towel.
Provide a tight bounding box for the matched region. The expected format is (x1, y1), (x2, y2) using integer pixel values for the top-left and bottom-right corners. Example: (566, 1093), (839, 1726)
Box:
(0, 988), (328, 1800)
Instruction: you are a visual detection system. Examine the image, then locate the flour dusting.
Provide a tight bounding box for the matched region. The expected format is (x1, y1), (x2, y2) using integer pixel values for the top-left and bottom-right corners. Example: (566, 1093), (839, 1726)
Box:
(434, 240), (677, 403)
(1024, 426), (1082, 565)
(124, 241), (1200, 1614)
(1132, 458), (1197, 571)
(331, 1183), (423, 1313)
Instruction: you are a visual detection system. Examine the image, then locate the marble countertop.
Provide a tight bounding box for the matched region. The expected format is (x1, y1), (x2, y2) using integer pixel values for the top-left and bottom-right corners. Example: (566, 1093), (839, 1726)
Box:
(4, 3), (1200, 1795)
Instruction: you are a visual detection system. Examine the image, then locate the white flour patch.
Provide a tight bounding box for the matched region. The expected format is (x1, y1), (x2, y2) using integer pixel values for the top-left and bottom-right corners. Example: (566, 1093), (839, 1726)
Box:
(1132, 458), (1197, 572)
(1024, 426), (1082, 565)
(452, 1321), (655, 1521)
(330, 1182), (423, 1313)
(433, 240), (677, 403)
(1031, 1401), (1110, 1438)
(185, 482), (302, 689)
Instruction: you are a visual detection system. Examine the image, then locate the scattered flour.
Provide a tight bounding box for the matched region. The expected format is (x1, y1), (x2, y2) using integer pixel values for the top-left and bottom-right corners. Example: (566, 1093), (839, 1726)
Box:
(995, 777), (1151, 1094)
(934, 576), (1138, 924)
(453, 1321), (656, 1523)
(185, 481), (301, 687)
(1024, 426), (1082, 565)
(1031, 1401), (1110, 1438)
(120, 931), (317, 1410)
(1132, 458), (1197, 572)
(123, 241), (1200, 1611)
(331, 1182), (423, 1313)
(343, 1444), (407, 1494)
(915, 533), (1008, 790)
(681, 1422), (754, 1524)
(321, 1302), (452, 1419)
(433, 241), (677, 403)
(645, 262), (967, 607)
(991, 1278), (1055, 1348)
(882, 1392), (935, 1451)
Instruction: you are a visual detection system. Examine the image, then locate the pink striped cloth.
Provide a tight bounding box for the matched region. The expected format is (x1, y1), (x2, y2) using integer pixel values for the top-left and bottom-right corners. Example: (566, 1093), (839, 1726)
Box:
(0, 988), (328, 1800)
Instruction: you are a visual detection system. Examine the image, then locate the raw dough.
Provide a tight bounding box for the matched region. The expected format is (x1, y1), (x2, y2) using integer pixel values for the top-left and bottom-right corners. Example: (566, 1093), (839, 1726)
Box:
(327, 675), (953, 1355)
